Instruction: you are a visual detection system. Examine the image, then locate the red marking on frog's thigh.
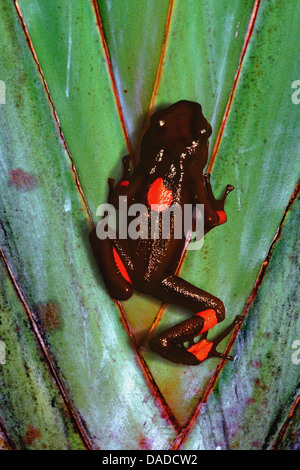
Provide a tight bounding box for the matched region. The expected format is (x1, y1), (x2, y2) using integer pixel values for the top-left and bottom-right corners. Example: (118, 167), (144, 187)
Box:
(188, 339), (213, 361)
(112, 247), (132, 284)
(195, 309), (218, 333)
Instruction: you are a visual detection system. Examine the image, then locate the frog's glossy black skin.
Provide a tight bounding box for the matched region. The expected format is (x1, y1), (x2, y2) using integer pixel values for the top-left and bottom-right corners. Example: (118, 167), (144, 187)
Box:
(90, 101), (241, 365)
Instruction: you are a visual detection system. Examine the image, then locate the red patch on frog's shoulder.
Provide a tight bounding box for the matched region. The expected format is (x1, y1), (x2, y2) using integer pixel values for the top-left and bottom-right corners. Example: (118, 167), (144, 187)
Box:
(147, 177), (173, 212)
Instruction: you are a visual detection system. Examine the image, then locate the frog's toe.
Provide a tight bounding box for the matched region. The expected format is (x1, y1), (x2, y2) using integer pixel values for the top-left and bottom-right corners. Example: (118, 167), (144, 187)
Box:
(218, 184), (234, 209)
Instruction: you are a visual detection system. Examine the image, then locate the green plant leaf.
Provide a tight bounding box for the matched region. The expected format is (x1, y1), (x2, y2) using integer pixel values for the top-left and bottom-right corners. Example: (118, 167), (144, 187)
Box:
(16, 0), (127, 220)
(0, 257), (86, 450)
(98, 0), (171, 149)
(275, 401), (300, 451)
(181, 194), (300, 450)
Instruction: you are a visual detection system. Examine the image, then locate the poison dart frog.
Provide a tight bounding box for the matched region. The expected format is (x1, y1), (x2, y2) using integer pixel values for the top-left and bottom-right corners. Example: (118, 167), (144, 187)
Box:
(89, 100), (242, 365)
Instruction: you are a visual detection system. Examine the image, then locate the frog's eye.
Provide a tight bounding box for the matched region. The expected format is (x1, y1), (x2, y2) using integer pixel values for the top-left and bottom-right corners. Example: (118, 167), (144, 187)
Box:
(159, 120), (165, 127)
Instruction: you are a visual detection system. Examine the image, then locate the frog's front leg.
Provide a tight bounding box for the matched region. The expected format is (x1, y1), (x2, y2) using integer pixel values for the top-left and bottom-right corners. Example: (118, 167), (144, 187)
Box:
(108, 154), (148, 210)
(121, 154), (131, 180)
(107, 154), (132, 205)
(149, 275), (242, 365)
(204, 172), (234, 225)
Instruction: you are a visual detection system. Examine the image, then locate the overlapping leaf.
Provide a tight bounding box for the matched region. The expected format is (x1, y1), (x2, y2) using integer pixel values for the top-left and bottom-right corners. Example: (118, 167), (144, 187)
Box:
(182, 194), (299, 450)
(0, 257), (85, 450)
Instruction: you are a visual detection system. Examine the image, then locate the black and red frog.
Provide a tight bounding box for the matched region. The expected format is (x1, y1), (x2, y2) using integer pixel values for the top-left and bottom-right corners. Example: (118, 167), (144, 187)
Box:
(89, 100), (242, 366)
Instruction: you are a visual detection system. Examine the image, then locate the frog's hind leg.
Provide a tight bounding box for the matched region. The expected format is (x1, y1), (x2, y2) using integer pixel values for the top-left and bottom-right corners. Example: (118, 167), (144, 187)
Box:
(89, 228), (133, 301)
(187, 317), (242, 363)
(149, 275), (242, 365)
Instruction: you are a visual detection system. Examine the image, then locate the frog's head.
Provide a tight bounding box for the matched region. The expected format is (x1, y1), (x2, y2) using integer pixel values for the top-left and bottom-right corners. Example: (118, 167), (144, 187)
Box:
(142, 100), (212, 168)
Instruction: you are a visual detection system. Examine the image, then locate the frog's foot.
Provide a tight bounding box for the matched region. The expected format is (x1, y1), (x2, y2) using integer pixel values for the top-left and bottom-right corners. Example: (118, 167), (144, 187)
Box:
(215, 185), (234, 225)
(219, 184), (234, 208)
(187, 315), (242, 363)
(204, 172), (217, 205)
(150, 315), (242, 365)
(149, 275), (228, 365)
(204, 173), (234, 213)
(149, 314), (207, 365)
